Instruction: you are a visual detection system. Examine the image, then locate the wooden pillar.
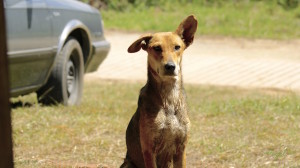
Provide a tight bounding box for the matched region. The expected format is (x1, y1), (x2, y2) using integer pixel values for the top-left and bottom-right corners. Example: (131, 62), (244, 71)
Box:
(0, 0), (14, 167)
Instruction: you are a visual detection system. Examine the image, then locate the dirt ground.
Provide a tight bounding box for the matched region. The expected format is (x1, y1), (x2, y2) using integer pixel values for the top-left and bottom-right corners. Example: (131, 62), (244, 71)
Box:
(86, 30), (300, 91)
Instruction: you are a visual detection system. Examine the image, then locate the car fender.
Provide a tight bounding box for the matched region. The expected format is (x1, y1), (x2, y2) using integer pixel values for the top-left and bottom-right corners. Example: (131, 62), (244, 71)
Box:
(55, 20), (92, 66)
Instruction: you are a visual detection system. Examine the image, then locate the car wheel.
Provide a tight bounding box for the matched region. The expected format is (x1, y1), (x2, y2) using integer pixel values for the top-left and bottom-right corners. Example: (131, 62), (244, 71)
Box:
(37, 38), (84, 106)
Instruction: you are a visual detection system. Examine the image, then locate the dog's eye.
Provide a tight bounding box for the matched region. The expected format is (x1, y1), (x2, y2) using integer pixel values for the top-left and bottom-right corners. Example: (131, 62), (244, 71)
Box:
(153, 46), (162, 52)
(174, 45), (181, 51)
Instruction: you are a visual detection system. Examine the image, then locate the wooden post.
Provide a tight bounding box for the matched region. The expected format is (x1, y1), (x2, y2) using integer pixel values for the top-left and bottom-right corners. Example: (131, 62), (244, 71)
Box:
(0, 0), (14, 167)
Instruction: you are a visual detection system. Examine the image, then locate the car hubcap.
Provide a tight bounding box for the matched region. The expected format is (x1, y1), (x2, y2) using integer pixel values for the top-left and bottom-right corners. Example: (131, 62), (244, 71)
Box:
(67, 58), (75, 97)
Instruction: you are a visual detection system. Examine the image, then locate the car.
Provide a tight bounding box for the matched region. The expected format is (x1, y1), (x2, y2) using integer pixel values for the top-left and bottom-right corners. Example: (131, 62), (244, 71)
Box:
(4, 0), (110, 105)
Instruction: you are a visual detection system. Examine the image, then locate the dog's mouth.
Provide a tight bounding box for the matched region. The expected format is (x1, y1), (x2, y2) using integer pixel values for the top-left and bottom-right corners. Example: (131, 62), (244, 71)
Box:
(164, 72), (178, 77)
(163, 72), (179, 81)
(152, 66), (179, 80)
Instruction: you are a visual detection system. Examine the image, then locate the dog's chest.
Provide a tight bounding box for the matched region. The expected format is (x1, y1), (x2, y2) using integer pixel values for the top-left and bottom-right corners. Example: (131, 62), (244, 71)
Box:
(150, 105), (189, 157)
(157, 106), (183, 129)
(154, 104), (189, 141)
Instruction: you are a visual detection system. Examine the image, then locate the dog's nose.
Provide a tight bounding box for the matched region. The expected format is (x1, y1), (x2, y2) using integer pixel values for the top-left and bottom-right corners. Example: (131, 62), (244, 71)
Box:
(165, 62), (176, 73)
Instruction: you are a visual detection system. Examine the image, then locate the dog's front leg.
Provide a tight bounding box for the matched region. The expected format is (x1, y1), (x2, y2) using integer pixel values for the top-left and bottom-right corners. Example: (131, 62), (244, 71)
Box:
(142, 149), (157, 168)
(173, 149), (186, 168)
(140, 130), (157, 168)
(173, 141), (187, 168)
(140, 116), (157, 168)
(140, 135), (157, 168)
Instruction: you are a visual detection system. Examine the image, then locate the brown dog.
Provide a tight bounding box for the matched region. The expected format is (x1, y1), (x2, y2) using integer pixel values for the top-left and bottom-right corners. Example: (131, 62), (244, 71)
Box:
(121, 15), (198, 168)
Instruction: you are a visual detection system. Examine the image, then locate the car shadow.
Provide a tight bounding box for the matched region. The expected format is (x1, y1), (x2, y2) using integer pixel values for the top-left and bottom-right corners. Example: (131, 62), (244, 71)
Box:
(10, 101), (34, 109)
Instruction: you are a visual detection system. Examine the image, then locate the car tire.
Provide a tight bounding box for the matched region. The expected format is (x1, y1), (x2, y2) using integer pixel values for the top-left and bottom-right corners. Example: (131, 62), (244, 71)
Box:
(37, 38), (84, 106)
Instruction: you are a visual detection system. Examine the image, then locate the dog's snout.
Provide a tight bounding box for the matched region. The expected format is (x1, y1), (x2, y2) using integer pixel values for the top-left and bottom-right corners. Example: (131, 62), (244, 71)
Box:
(165, 62), (176, 73)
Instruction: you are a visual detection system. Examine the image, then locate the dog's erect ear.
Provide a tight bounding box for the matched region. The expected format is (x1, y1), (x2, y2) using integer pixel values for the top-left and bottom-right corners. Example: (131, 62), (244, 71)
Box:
(175, 15), (198, 48)
(128, 34), (152, 53)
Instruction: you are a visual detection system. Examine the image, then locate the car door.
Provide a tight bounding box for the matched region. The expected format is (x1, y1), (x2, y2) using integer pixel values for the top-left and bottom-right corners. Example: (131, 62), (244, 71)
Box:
(5, 0), (55, 96)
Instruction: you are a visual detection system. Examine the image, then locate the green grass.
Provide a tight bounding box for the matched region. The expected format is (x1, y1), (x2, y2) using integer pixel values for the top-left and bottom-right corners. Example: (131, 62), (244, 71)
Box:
(101, 1), (300, 39)
(12, 80), (300, 167)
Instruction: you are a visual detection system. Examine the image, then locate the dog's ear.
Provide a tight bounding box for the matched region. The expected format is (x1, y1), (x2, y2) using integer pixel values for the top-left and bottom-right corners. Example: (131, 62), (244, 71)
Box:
(128, 34), (152, 53)
(175, 15), (198, 48)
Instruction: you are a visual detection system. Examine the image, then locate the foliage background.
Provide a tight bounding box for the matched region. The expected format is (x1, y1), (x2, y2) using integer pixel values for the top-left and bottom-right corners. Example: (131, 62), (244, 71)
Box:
(84, 0), (300, 39)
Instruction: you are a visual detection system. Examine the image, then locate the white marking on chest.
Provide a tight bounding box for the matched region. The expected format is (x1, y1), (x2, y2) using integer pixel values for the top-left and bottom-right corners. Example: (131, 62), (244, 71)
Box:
(155, 109), (184, 135)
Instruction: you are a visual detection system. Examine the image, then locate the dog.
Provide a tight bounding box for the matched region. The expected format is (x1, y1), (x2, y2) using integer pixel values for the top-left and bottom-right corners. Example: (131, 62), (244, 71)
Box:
(121, 15), (198, 168)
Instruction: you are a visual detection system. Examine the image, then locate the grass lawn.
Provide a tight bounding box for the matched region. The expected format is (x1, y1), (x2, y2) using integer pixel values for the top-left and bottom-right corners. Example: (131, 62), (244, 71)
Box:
(12, 80), (300, 167)
(101, 1), (300, 39)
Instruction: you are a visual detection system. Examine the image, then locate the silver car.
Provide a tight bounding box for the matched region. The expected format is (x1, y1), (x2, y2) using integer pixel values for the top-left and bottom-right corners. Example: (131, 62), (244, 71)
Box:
(5, 0), (110, 105)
